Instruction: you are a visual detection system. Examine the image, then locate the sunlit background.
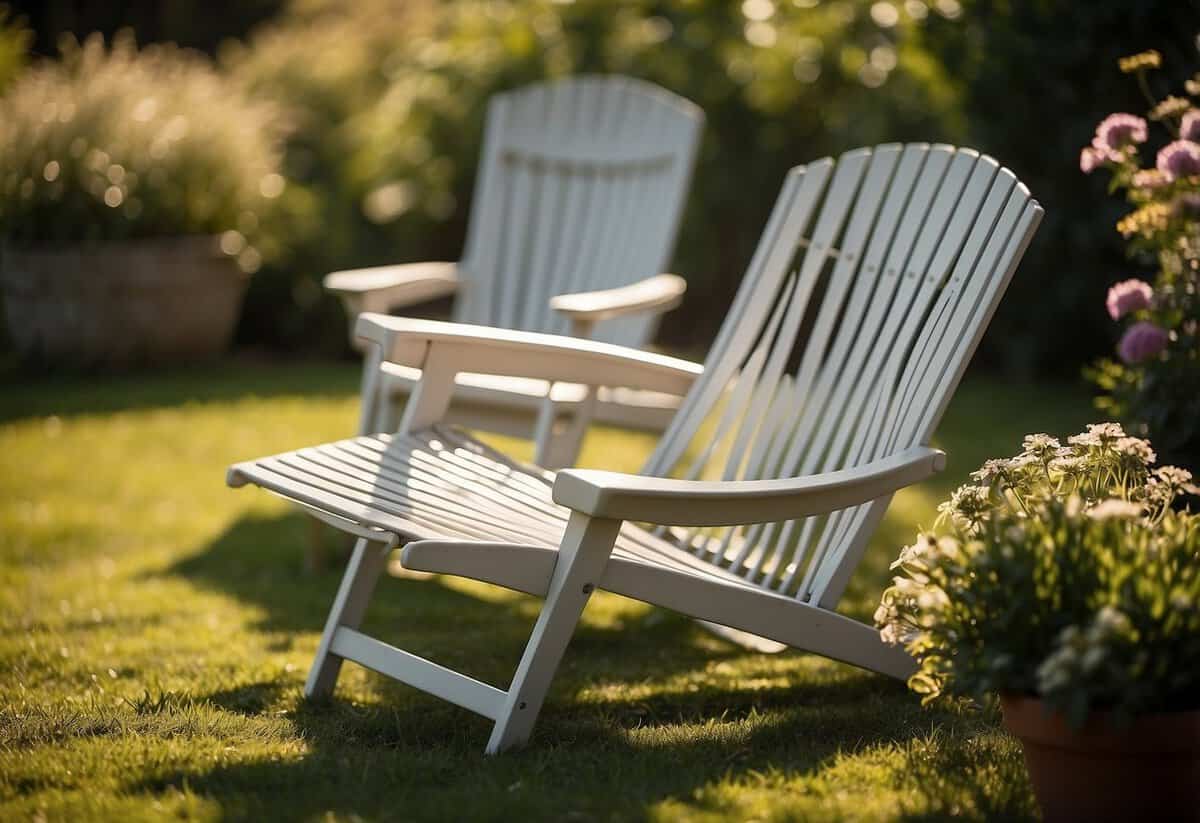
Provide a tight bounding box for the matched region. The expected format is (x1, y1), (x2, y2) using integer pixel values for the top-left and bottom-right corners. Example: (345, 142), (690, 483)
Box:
(1, 0), (1193, 375)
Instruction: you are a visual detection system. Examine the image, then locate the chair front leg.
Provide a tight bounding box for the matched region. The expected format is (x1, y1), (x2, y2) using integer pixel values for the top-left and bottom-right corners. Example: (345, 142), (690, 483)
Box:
(357, 341), (385, 435)
(533, 386), (597, 470)
(486, 511), (621, 754)
(398, 345), (461, 434)
(305, 535), (392, 699)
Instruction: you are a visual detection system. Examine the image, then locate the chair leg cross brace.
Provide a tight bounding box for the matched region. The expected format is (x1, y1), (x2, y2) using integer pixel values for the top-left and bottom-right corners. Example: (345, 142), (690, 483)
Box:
(303, 513), (622, 754)
(329, 626), (506, 719)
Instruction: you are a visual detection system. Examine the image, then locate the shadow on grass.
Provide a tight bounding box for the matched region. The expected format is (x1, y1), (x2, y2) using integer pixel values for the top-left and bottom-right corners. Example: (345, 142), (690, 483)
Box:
(129, 673), (940, 821)
(128, 669), (1038, 820)
(170, 513), (767, 682)
(206, 681), (292, 717)
(0, 357), (361, 423)
(155, 512), (985, 819)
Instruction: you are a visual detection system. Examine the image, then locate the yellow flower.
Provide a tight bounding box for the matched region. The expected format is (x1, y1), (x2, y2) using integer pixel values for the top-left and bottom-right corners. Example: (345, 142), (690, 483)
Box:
(1149, 95), (1192, 121)
(1119, 50), (1161, 73)
(1116, 203), (1170, 238)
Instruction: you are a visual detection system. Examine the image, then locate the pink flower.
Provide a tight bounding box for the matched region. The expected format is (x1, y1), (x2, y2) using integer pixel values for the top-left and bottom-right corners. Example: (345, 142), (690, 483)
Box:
(1156, 140), (1200, 181)
(1093, 113), (1148, 152)
(1080, 147), (1106, 174)
(1106, 279), (1153, 320)
(1118, 321), (1169, 364)
(1132, 169), (1168, 189)
(1182, 109), (1200, 141)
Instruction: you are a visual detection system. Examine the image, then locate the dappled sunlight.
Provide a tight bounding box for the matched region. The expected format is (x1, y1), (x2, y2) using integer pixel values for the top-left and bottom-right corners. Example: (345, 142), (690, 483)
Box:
(643, 719), (1035, 822)
(0, 363), (1090, 819)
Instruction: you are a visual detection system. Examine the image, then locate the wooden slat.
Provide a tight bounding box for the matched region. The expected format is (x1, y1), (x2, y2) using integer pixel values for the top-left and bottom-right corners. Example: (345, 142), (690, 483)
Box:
(453, 75), (701, 346)
(451, 74), (700, 347)
(644, 162), (833, 477)
(792, 148), (978, 597)
(809, 184), (1041, 608)
(797, 153), (1002, 595)
(762, 146), (935, 593)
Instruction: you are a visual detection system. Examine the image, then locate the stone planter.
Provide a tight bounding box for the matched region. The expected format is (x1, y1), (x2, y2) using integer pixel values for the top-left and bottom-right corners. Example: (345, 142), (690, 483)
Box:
(1001, 694), (1200, 823)
(1, 236), (249, 366)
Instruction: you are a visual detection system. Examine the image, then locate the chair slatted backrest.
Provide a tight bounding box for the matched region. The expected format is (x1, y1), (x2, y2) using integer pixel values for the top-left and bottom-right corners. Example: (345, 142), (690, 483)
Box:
(642, 144), (1042, 610)
(452, 76), (703, 347)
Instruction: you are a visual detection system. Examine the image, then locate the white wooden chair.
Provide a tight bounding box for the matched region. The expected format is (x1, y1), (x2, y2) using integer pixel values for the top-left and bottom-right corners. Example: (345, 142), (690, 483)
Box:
(325, 75), (704, 468)
(228, 144), (1042, 754)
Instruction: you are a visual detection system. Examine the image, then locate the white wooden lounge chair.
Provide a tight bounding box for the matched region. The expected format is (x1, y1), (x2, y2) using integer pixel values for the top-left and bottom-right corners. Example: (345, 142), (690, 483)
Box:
(325, 75), (703, 468)
(228, 144), (1042, 754)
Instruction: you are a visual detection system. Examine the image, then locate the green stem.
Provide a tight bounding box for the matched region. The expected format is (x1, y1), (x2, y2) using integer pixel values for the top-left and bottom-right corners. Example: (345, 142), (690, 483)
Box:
(1136, 69), (1157, 110)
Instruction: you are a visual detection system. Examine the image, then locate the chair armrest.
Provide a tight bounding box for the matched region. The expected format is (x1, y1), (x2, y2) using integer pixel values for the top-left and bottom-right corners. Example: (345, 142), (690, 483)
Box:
(355, 314), (702, 396)
(551, 446), (947, 526)
(324, 261), (459, 315)
(550, 273), (687, 325)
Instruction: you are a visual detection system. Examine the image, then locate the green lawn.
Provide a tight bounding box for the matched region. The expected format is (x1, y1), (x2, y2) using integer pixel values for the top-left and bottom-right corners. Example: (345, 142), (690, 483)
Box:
(0, 361), (1093, 821)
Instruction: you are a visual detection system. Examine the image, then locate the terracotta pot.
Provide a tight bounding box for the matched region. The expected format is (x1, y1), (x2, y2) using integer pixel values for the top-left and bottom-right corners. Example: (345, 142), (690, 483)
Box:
(1, 236), (248, 366)
(1001, 693), (1200, 823)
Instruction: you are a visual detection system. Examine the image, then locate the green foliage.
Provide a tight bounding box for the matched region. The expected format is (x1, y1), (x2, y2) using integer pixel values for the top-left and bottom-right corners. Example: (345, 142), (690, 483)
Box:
(0, 6), (30, 91)
(1079, 49), (1200, 472)
(878, 423), (1200, 727)
(0, 31), (287, 270)
(223, 0), (966, 352)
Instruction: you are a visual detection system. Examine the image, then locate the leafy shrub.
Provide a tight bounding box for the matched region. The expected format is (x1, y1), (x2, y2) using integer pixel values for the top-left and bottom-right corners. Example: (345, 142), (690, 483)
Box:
(0, 31), (286, 270)
(876, 424), (1200, 726)
(1078, 49), (1200, 472)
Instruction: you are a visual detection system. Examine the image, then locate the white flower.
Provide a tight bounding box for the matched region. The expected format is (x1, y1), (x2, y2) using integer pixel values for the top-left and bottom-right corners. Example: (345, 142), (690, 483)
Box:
(890, 533), (937, 570)
(917, 588), (950, 612)
(1087, 499), (1145, 520)
(1049, 454), (1086, 473)
(1092, 422), (1126, 439)
(1008, 453), (1039, 470)
(946, 484), (992, 521)
(1022, 433), (1061, 458)
(971, 458), (1012, 484)
(1081, 646), (1106, 673)
(935, 535), (963, 561)
(1154, 466), (1194, 485)
(1149, 466), (1200, 497)
(1036, 647), (1076, 692)
(1094, 605), (1132, 636)
(1114, 436), (1156, 464)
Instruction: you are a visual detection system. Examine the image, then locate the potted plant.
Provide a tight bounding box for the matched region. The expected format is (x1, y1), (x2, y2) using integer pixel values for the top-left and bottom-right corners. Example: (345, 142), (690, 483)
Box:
(875, 423), (1200, 822)
(0, 32), (286, 365)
